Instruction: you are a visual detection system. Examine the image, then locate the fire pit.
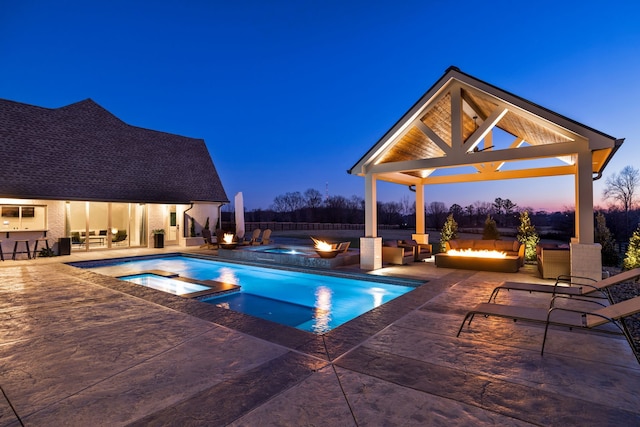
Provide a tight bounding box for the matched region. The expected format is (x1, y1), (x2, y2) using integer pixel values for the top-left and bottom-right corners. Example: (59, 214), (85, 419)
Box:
(312, 237), (340, 259)
(435, 249), (520, 273)
(220, 233), (237, 250)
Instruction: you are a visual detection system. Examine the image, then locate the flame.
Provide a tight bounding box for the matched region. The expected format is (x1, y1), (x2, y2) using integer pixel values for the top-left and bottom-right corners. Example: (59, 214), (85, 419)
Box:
(223, 233), (234, 244)
(447, 249), (507, 258)
(311, 237), (333, 252)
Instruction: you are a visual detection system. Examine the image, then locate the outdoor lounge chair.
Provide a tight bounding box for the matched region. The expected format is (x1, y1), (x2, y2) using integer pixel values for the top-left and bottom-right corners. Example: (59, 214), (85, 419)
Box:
(258, 228), (272, 245)
(249, 228), (262, 245)
(487, 268), (640, 303)
(215, 229), (226, 247)
(337, 241), (351, 253)
(457, 295), (640, 355)
(200, 229), (215, 249)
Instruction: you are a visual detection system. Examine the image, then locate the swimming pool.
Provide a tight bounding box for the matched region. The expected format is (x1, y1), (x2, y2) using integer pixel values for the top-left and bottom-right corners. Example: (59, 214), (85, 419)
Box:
(78, 255), (417, 334)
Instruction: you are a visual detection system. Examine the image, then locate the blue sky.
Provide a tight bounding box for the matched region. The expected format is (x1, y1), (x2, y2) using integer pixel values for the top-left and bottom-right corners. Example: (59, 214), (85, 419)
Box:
(1, 1), (639, 212)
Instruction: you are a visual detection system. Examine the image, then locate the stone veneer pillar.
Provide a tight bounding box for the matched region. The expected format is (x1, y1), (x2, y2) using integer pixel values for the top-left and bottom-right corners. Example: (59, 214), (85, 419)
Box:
(360, 237), (382, 270)
(570, 240), (602, 282)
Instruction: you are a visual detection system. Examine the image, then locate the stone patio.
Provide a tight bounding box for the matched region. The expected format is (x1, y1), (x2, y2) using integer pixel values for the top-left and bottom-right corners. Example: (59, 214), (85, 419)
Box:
(1, 248), (639, 426)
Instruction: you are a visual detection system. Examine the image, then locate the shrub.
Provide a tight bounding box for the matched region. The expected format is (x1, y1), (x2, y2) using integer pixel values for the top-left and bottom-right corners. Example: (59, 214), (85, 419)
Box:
(595, 211), (619, 266)
(439, 214), (458, 252)
(482, 215), (500, 240)
(517, 210), (540, 261)
(39, 247), (56, 257)
(623, 226), (640, 270)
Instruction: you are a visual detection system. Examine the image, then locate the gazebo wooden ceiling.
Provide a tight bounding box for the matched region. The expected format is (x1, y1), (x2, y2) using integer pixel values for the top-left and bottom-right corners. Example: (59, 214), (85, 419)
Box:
(349, 66), (623, 186)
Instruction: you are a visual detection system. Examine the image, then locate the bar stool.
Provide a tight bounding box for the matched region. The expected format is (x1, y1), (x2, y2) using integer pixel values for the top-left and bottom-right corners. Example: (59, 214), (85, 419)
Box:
(12, 240), (31, 260)
(0, 239), (4, 261)
(32, 237), (51, 258)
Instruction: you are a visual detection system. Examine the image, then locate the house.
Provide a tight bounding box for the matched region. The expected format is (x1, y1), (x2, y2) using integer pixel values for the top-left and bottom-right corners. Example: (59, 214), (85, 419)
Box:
(0, 98), (228, 255)
(349, 66), (622, 280)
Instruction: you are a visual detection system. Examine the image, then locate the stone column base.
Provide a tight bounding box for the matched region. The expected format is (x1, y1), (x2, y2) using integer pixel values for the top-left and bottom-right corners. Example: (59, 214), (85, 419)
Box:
(570, 240), (602, 282)
(360, 237), (382, 270)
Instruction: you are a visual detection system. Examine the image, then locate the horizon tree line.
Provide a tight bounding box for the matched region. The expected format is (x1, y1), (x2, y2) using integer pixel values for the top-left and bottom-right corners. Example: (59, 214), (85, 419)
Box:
(223, 164), (640, 243)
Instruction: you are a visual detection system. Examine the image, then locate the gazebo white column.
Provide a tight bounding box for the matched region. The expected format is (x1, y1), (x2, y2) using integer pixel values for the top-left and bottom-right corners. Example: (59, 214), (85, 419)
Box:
(412, 183), (429, 245)
(361, 173), (382, 269)
(571, 150), (601, 281)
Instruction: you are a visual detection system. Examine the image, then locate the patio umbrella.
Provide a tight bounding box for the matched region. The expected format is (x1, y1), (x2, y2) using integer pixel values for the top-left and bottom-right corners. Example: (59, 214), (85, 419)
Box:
(234, 192), (245, 240)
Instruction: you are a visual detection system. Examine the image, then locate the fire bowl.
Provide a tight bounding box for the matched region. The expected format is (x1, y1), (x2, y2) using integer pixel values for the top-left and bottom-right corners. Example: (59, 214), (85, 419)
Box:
(220, 243), (237, 250)
(315, 249), (340, 258)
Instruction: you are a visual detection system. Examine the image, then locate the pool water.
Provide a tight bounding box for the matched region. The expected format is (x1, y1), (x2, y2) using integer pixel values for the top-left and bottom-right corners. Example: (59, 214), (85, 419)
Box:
(84, 255), (416, 333)
(119, 273), (210, 295)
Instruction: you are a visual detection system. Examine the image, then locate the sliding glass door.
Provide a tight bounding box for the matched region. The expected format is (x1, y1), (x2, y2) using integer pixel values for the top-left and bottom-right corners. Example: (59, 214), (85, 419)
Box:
(66, 201), (147, 251)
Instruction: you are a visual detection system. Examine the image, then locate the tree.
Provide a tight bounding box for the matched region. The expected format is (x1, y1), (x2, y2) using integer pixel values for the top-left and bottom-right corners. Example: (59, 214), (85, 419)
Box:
(502, 199), (518, 226)
(449, 203), (463, 220)
(427, 201), (448, 229)
(482, 215), (500, 240)
(440, 214), (458, 252)
(304, 188), (323, 209)
(604, 165), (640, 236)
(623, 225), (640, 270)
(517, 211), (539, 261)
(493, 198), (504, 216)
(473, 201), (491, 225)
(464, 205), (474, 226)
(595, 211), (619, 266)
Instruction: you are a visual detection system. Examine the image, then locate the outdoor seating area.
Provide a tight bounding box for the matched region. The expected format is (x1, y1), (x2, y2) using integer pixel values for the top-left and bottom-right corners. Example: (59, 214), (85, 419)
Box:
(382, 239), (432, 265)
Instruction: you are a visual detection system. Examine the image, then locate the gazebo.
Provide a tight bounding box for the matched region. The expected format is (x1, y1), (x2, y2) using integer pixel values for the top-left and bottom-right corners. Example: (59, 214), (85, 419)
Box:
(349, 66), (623, 280)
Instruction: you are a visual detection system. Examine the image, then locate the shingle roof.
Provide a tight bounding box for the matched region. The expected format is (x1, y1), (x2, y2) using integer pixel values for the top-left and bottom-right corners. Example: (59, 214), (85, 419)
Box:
(0, 98), (228, 204)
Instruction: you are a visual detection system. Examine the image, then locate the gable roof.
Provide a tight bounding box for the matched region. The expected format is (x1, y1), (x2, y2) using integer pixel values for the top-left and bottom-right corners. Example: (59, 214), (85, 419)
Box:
(349, 66), (623, 185)
(0, 98), (228, 204)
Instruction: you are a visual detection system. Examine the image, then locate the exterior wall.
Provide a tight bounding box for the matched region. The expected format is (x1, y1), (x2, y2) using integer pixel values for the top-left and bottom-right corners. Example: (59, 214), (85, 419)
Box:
(177, 203), (221, 247)
(147, 204), (166, 247)
(0, 199), (65, 256)
(0, 199), (223, 254)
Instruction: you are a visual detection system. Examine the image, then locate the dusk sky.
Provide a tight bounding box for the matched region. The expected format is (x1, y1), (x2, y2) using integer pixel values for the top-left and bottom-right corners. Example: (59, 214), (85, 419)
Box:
(2, 1), (639, 212)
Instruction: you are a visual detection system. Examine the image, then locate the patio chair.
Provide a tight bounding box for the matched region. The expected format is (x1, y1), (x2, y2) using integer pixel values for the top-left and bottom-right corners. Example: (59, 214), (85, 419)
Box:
(487, 268), (640, 303)
(200, 229), (215, 249)
(71, 231), (84, 246)
(259, 228), (272, 245)
(112, 230), (127, 244)
(248, 228), (262, 245)
(337, 241), (351, 253)
(457, 295), (640, 355)
(215, 229), (226, 247)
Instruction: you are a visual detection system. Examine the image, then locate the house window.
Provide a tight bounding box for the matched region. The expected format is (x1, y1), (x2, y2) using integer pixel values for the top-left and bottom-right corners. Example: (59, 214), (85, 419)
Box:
(1, 205), (46, 230)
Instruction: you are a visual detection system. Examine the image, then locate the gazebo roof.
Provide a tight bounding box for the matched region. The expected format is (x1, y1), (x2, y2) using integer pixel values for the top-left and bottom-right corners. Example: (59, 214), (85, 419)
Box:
(349, 66), (623, 186)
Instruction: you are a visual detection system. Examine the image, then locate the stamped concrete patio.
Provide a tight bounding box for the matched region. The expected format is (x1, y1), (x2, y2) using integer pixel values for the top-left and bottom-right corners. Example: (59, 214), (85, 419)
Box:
(1, 247), (639, 426)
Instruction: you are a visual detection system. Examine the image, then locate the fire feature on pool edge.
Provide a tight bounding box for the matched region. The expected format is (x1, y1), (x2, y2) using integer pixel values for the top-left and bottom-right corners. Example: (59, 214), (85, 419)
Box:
(311, 237), (340, 258)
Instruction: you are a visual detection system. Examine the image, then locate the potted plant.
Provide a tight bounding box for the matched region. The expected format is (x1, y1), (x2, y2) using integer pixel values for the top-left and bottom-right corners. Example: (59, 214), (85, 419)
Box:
(152, 229), (165, 248)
